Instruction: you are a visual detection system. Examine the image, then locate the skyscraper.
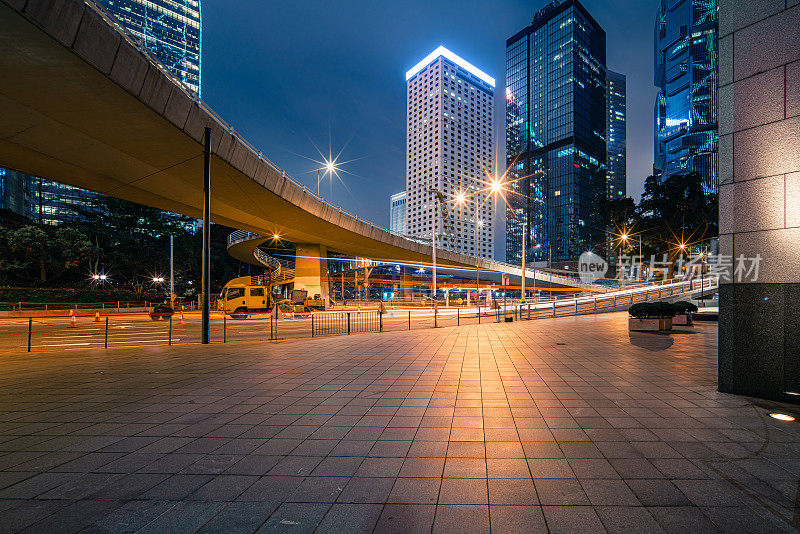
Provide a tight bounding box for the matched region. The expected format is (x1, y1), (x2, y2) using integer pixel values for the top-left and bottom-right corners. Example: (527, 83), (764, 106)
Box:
(654, 0), (718, 194)
(390, 191), (407, 235)
(0, 0), (203, 224)
(506, 0), (607, 265)
(405, 46), (495, 259)
(606, 70), (626, 200)
(98, 0), (202, 95)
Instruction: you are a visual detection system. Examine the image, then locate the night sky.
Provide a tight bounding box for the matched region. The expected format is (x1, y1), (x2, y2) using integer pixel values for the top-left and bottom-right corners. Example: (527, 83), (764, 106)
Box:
(202, 0), (659, 254)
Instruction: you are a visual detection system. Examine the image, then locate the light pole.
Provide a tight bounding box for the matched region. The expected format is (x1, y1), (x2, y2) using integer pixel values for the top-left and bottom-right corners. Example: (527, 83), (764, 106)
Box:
(428, 186), (440, 310)
(169, 235), (174, 306)
(521, 221), (527, 301)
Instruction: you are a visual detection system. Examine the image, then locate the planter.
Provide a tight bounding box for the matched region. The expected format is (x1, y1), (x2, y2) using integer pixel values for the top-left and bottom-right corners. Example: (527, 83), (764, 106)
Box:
(628, 317), (672, 331)
(672, 313), (693, 326)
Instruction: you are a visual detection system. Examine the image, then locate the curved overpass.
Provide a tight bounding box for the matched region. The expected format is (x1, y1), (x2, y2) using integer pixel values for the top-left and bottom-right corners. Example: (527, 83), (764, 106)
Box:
(0, 0), (598, 293)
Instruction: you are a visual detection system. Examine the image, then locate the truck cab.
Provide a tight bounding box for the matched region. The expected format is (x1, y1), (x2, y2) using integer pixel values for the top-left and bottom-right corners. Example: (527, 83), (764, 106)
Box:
(218, 276), (272, 317)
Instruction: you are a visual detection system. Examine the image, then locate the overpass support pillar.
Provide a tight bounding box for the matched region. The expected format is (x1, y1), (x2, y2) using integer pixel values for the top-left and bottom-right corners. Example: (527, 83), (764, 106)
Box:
(294, 244), (330, 307)
(401, 267), (413, 301)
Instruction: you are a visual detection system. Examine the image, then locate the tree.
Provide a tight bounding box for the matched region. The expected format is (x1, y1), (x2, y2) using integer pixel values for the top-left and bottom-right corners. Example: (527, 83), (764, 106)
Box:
(1, 225), (95, 283)
(635, 172), (718, 275)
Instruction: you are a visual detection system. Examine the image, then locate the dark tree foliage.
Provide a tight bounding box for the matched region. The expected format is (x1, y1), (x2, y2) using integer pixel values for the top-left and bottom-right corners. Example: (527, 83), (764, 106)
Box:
(635, 171), (718, 259)
(1, 195), (244, 296)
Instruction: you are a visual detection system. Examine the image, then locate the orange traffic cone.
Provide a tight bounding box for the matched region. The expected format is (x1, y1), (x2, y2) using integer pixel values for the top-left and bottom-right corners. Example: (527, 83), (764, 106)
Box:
(94, 311), (101, 322)
(178, 311), (184, 324)
(69, 310), (77, 328)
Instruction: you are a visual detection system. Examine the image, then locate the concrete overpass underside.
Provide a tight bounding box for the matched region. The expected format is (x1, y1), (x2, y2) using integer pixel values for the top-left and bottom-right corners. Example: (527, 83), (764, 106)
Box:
(0, 0), (596, 301)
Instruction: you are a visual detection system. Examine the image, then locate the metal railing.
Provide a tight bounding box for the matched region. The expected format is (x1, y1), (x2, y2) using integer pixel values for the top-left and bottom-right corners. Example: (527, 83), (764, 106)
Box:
(311, 311), (382, 337)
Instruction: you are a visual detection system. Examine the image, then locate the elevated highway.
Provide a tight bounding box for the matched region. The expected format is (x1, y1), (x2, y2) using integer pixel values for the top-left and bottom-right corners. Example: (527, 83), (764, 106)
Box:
(0, 0), (597, 303)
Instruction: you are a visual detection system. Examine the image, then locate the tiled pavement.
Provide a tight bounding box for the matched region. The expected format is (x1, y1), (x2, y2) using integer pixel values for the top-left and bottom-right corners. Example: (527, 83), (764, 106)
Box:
(0, 312), (798, 533)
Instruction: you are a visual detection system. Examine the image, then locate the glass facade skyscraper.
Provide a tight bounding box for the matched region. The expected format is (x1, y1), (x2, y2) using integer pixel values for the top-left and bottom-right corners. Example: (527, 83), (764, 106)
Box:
(0, 1), (202, 224)
(506, 0), (607, 265)
(390, 191), (407, 235)
(654, 0), (718, 194)
(98, 0), (202, 95)
(606, 70), (626, 200)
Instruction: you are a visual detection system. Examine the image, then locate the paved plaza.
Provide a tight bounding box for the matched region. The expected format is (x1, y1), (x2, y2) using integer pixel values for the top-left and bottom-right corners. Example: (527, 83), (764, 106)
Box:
(0, 312), (798, 533)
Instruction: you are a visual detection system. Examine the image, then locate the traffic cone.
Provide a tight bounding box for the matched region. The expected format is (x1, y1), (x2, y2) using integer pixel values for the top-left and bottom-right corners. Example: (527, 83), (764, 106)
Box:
(94, 311), (101, 322)
(178, 311), (184, 324)
(69, 310), (77, 328)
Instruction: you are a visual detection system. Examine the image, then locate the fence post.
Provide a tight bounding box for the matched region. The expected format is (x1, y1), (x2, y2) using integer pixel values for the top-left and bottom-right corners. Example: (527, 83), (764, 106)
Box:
(104, 317), (109, 348)
(224, 315), (227, 343)
(27, 318), (32, 352)
(168, 317), (173, 346)
(347, 312), (351, 335)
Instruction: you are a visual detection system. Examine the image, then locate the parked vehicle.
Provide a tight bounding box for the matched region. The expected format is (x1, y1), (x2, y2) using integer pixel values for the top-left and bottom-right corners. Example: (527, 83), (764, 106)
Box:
(217, 276), (273, 318)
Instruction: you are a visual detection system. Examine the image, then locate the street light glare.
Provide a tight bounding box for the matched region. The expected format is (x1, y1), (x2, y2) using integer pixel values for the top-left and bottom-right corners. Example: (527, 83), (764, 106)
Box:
(490, 179), (502, 194)
(325, 160), (335, 173)
(621, 233), (628, 240)
(455, 191), (466, 205)
(272, 233), (281, 240)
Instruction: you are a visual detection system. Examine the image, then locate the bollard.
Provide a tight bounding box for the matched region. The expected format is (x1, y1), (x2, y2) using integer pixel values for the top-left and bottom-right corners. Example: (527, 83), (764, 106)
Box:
(408, 310), (411, 330)
(553, 301), (556, 317)
(104, 317), (109, 349)
(168, 317), (173, 346)
(224, 316), (227, 343)
(457, 307), (460, 326)
(311, 314), (315, 337)
(478, 304), (481, 324)
(27, 317), (32, 352)
(269, 312), (274, 341)
(575, 300), (579, 314)
(379, 312), (383, 332)
(347, 312), (351, 335)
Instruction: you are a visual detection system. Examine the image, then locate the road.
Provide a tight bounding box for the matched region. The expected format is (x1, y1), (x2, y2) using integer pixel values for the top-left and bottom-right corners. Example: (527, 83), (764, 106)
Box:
(0, 303), (560, 353)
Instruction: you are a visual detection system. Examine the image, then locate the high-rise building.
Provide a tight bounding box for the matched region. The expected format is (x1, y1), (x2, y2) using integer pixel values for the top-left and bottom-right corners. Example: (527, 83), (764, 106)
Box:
(0, 1), (203, 224)
(0, 169), (36, 221)
(653, 0), (718, 194)
(389, 191), (407, 235)
(506, 0), (607, 265)
(98, 0), (202, 95)
(405, 46), (495, 259)
(606, 70), (626, 200)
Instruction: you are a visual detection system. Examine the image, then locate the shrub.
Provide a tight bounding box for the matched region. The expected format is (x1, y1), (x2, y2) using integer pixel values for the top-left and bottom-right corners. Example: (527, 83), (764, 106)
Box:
(629, 301), (676, 319)
(672, 301), (698, 314)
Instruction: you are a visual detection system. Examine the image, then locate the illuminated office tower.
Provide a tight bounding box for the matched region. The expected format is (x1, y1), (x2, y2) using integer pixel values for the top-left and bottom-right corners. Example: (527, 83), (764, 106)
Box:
(405, 46), (495, 258)
(606, 70), (626, 200)
(506, 0), (607, 265)
(389, 191), (407, 235)
(98, 0), (202, 95)
(654, 0), (718, 193)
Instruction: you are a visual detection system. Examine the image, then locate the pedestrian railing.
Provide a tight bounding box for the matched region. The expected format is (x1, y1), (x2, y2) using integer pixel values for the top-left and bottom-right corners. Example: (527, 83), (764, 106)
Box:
(1, 278), (717, 353)
(311, 311), (382, 337)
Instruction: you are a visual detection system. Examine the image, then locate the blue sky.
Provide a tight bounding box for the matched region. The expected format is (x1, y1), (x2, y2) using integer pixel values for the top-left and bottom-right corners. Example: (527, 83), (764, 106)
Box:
(202, 0), (659, 239)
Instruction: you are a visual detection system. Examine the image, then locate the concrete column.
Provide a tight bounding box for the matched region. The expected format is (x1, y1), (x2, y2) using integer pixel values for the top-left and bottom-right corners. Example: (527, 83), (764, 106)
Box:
(718, 0), (800, 403)
(401, 268), (414, 300)
(294, 244), (330, 307)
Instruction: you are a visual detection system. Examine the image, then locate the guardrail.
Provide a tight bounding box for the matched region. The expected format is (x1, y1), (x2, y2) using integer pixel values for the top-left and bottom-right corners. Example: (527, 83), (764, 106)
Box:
(0, 277), (717, 353)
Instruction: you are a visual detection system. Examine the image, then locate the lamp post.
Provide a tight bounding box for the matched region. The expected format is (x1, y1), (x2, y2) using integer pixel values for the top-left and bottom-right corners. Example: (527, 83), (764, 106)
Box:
(428, 186), (440, 310)
(521, 221), (527, 302)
